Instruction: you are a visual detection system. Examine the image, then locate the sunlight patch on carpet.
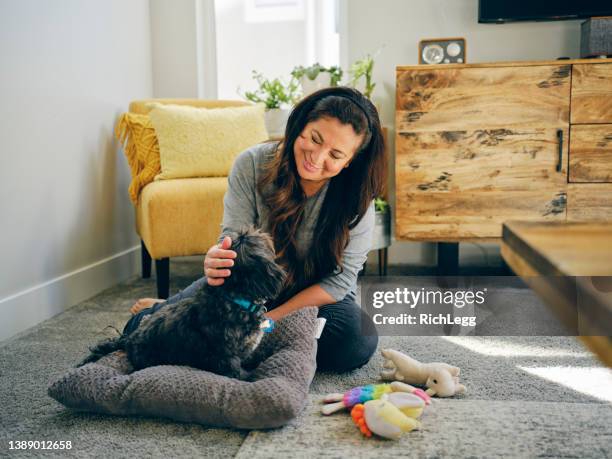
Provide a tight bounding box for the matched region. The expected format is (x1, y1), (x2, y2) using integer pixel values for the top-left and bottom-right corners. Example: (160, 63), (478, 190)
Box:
(440, 336), (591, 358)
(517, 366), (612, 402)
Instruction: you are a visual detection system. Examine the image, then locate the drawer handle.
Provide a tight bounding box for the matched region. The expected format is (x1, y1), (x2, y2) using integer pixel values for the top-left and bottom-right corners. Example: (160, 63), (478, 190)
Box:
(556, 129), (563, 173)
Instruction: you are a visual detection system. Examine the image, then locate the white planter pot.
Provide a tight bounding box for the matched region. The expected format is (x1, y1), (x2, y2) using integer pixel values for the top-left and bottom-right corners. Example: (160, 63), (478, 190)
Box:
(265, 108), (291, 138)
(371, 210), (391, 250)
(300, 73), (332, 97)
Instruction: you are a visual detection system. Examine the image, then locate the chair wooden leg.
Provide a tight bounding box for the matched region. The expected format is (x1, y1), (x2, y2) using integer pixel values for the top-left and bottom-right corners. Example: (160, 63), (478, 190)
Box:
(155, 258), (170, 299)
(141, 240), (152, 279)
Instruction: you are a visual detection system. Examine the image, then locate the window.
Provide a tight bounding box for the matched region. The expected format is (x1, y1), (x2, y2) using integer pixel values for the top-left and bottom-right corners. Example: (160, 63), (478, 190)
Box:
(244, 0), (305, 23)
(214, 0), (339, 100)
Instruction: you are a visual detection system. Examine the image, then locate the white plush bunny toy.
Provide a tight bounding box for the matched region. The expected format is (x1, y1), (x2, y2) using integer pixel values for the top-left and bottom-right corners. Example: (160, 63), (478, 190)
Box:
(380, 348), (466, 397)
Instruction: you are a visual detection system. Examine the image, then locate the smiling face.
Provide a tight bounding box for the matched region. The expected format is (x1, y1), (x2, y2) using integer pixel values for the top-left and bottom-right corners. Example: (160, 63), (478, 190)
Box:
(293, 116), (364, 194)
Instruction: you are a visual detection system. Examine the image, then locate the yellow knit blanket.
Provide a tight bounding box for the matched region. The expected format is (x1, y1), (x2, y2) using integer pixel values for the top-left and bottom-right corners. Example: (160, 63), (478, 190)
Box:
(115, 113), (161, 204)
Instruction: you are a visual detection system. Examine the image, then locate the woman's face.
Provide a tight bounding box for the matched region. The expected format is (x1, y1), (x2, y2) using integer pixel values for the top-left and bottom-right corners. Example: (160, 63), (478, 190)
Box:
(293, 116), (364, 185)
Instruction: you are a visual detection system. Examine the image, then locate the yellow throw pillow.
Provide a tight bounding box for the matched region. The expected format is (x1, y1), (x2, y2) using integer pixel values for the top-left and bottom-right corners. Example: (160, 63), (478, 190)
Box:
(147, 103), (268, 180)
(115, 113), (161, 204)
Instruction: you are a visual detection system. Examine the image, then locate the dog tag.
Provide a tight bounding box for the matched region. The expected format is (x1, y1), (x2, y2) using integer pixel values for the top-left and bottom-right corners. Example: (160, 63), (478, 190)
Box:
(260, 318), (275, 333)
(315, 318), (326, 339)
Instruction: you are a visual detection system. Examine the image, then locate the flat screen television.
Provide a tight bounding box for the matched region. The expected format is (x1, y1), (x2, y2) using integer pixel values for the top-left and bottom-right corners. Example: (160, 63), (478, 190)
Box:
(479, 0), (612, 24)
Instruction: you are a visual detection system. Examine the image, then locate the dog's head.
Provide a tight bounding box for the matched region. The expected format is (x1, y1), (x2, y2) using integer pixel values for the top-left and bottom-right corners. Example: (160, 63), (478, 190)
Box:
(222, 226), (287, 303)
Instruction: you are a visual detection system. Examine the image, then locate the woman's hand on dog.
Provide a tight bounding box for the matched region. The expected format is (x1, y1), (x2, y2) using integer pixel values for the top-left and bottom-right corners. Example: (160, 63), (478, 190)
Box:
(204, 236), (237, 286)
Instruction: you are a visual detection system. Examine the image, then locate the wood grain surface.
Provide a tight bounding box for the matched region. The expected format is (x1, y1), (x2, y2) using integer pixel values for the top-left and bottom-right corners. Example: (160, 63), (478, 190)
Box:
(502, 221), (612, 276)
(396, 57), (612, 72)
(396, 190), (567, 240)
(395, 61), (612, 242)
(567, 184), (612, 221)
(571, 64), (612, 124)
(396, 127), (568, 191)
(395, 65), (570, 240)
(569, 124), (612, 182)
(396, 65), (570, 132)
(501, 220), (612, 367)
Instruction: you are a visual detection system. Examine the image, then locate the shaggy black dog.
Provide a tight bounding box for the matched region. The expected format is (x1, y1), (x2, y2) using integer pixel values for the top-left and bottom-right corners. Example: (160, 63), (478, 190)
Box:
(78, 226), (286, 379)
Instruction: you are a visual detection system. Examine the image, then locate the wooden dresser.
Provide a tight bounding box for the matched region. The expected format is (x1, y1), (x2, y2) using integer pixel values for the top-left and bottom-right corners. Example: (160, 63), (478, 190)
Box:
(395, 58), (612, 245)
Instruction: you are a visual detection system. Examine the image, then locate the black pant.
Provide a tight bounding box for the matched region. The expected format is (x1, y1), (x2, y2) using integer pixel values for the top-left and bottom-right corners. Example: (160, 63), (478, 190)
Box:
(315, 295), (378, 372)
(123, 276), (378, 373)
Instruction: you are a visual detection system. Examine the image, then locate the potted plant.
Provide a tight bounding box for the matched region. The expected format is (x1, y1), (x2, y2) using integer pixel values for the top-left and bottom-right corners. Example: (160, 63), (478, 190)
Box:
(241, 70), (301, 137)
(371, 197), (391, 251)
(291, 63), (343, 97)
(348, 52), (378, 100)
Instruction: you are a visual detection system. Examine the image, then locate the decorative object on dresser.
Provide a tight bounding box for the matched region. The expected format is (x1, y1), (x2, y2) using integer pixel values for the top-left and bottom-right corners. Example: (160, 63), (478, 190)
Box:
(241, 70), (300, 138)
(581, 17), (612, 58)
(418, 38), (466, 65)
(291, 63), (343, 97)
(395, 58), (612, 273)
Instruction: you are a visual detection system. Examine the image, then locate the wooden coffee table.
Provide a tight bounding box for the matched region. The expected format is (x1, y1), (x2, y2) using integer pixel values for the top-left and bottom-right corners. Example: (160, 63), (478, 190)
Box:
(501, 221), (612, 367)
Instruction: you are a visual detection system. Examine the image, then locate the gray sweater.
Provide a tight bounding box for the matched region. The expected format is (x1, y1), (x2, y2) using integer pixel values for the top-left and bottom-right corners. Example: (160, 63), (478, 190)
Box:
(219, 142), (374, 303)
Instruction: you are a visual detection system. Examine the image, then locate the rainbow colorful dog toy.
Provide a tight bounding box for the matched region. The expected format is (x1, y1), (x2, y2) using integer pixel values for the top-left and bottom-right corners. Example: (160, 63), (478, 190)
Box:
(351, 397), (421, 440)
(321, 381), (430, 415)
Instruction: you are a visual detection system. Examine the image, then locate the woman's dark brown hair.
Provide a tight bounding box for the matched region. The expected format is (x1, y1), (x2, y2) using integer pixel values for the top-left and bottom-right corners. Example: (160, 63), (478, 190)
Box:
(257, 87), (386, 306)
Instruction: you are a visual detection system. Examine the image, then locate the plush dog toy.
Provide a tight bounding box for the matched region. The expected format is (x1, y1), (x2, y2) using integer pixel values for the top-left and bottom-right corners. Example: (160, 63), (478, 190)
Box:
(350, 396), (422, 440)
(321, 382), (429, 440)
(321, 381), (430, 415)
(380, 348), (466, 397)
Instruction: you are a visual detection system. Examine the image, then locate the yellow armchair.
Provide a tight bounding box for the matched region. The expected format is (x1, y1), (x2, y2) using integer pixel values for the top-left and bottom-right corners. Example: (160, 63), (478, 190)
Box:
(127, 99), (252, 298)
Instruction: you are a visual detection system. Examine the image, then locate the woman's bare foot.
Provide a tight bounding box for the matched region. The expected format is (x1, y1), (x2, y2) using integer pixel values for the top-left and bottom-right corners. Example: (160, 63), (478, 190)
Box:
(129, 298), (163, 315)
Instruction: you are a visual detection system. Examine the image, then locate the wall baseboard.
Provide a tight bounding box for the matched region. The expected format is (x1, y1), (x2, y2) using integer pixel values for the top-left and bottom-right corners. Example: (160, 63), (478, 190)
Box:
(0, 246), (141, 343)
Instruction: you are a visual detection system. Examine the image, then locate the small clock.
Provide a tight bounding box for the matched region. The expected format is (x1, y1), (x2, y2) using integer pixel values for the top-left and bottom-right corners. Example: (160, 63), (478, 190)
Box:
(419, 38), (466, 65)
(422, 44), (445, 64)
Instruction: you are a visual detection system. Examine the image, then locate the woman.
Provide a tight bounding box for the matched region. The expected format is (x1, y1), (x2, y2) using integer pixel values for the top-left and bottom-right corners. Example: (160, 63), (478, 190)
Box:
(127, 87), (386, 372)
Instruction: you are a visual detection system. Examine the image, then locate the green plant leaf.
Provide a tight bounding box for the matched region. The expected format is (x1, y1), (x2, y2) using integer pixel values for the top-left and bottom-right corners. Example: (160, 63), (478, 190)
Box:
(374, 197), (389, 213)
(291, 63), (344, 86)
(348, 48), (383, 99)
(239, 70), (301, 109)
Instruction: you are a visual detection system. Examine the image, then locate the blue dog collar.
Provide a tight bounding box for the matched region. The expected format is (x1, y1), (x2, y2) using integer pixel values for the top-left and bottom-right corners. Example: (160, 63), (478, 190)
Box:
(231, 296), (258, 313)
(230, 296), (274, 332)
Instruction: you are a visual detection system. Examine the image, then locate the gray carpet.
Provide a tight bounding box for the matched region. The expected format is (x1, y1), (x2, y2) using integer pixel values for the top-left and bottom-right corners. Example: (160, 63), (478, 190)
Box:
(1, 259), (611, 458)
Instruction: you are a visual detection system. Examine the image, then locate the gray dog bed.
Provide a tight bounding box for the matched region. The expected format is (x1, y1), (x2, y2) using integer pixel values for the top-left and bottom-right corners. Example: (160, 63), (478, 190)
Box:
(48, 307), (319, 429)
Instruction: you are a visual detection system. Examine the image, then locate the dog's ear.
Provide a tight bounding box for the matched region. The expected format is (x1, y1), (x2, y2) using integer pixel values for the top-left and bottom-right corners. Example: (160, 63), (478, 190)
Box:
(225, 227), (287, 301)
(262, 257), (287, 299)
(232, 248), (287, 301)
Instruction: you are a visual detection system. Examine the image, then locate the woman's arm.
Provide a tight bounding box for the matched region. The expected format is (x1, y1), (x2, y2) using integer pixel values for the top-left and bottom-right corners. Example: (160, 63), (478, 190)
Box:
(318, 200), (375, 301)
(204, 147), (261, 285)
(219, 148), (259, 238)
(265, 284), (336, 321)
(267, 200), (376, 321)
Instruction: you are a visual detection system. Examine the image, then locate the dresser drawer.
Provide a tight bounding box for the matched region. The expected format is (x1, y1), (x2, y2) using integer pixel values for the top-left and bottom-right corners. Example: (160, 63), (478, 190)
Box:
(396, 64), (570, 131)
(567, 184), (612, 221)
(571, 64), (612, 124)
(569, 124), (612, 182)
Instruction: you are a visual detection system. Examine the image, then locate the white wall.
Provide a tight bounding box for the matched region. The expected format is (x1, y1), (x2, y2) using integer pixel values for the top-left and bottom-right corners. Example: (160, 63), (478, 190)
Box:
(343, 0), (582, 268)
(150, 0), (199, 98)
(0, 0), (153, 341)
(149, 0), (217, 99)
